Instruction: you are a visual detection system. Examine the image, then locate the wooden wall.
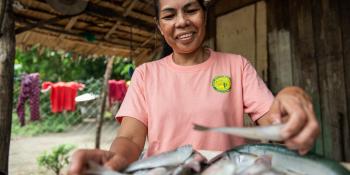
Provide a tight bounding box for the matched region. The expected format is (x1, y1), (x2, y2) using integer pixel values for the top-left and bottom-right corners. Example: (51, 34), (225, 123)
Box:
(216, 2), (267, 81)
(267, 0), (350, 161)
(214, 0), (350, 161)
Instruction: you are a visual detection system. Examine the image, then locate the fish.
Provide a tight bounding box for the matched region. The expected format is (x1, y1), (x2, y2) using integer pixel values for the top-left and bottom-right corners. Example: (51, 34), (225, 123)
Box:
(238, 155), (272, 175)
(124, 145), (193, 173)
(226, 144), (350, 175)
(193, 123), (285, 141)
(201, 158), (236, 175)
(143, 167), (169, 175)
(172, 151), (208, 175)
(226, 152), (259, 173)
(83, 161), (127, 175)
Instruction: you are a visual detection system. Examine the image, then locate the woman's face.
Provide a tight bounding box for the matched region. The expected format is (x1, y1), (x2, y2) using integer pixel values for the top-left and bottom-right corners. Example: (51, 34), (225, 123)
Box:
(157, 0), (206, 54)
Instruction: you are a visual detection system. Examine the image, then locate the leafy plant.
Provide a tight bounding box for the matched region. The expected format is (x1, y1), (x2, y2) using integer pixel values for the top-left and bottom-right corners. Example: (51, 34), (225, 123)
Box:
(37, 144), (76, 175)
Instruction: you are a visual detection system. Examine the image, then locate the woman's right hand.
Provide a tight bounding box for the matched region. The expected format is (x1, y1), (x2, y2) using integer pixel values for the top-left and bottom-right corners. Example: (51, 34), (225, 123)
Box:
(68, 149), (129, 175)
(68, 117), (147, 175)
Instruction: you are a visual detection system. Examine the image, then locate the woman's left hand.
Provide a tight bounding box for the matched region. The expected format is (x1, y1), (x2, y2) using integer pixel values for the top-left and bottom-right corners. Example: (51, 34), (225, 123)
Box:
(269, 86), (320, 155)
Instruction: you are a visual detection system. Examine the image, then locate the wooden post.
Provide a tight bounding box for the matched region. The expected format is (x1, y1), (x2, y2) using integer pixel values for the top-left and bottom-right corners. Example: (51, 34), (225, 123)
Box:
(288, 0), (324, 155)
(339, 0), (350, 161)
(95, 57), (115, 149)
(0, 0), (15, 174)
(312, 0), (347, 161)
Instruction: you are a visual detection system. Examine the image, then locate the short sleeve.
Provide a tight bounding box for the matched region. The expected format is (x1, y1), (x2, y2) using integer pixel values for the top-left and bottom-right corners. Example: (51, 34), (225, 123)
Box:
(115, 65), (148, 126)
(241, 57), (274, 121)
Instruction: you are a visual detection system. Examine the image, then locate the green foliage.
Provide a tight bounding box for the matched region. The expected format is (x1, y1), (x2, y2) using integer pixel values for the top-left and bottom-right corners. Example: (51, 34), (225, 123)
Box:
(15, 46), (135, 82)
(15, 46), (107, 82)
(113, 57), (135, 81)
(37, 144), (75, 175)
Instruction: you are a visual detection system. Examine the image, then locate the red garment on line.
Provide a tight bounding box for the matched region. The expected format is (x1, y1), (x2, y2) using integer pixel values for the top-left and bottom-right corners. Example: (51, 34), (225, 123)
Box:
(108, 80), (127, 105)
(109, 80), (127, 123)
(42, 82), (84, 113)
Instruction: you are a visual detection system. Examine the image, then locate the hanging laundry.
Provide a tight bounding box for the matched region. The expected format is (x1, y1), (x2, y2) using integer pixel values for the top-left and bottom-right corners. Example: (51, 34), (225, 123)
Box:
(16, 73), (41, 126)
(42, 82), (85, 113)
(108, 80), (128, 106)
(109, 80), (128, 124)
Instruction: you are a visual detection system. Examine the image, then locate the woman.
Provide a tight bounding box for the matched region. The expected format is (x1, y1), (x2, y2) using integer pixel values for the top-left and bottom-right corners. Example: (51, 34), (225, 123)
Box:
(68, 0), (320, 174)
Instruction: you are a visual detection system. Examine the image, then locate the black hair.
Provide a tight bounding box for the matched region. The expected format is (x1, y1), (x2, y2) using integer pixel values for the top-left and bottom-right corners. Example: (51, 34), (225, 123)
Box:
(153, 0), (207, 20)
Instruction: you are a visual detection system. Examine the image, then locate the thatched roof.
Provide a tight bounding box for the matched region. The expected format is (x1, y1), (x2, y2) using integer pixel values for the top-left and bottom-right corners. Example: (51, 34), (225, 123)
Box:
(14, 0), (162, 61)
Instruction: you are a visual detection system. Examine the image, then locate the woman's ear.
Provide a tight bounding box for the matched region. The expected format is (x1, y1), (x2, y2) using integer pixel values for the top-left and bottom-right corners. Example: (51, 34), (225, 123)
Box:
(156, 19), (164, 36)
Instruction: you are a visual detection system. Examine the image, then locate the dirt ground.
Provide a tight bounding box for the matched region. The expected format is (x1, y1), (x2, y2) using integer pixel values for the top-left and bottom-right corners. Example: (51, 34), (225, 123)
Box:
(9, 120), (119, 175)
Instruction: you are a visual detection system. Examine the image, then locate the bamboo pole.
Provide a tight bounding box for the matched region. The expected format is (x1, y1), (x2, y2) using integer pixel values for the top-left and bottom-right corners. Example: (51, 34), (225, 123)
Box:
(0, 0), (15, 174)
(95, 57), (115, 149)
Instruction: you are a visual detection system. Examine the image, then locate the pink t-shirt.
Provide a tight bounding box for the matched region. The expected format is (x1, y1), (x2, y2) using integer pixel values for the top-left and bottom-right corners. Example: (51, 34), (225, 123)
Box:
(116, 49), (274, 156)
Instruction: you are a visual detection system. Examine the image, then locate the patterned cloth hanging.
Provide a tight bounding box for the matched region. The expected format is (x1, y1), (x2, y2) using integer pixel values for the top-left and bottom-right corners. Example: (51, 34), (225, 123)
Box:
(16, 73), (41, 126)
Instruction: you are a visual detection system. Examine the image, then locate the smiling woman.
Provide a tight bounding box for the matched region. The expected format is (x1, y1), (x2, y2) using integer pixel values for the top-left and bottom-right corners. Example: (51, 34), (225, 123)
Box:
(155, 0), (208, 64)
(68, 0), (320, 173)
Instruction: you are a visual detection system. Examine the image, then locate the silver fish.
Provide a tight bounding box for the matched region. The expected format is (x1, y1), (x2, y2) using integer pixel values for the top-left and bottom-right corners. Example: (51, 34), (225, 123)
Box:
(83, 161), (127, 175)
(145, 167), (169, 175)
(201, 158), (236, 175)
(226, 152), (259, 173)
(125, 145), (193, 173)
(193, 123), (285, 141)
(238, 155), (272, 175)
(172, 151), (208, 175)
(231, 144), (349, 175)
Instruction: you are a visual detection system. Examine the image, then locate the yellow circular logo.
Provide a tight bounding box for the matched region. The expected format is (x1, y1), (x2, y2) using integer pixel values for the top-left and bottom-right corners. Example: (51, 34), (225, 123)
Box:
(212, 76), (231, 93)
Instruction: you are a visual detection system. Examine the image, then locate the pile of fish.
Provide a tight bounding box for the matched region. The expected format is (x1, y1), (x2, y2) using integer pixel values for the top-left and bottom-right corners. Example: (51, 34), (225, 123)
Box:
(84, 144), (349, 175)
(84, 124), (349, 175)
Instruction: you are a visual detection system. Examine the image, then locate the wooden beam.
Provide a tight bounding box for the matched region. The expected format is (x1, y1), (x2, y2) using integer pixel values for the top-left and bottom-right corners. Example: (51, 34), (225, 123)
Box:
(140, 35), (153, 47)
(17, 0), (58, 14)
(65, 16), (80, 31)
(15, 14), (73, 34)
(124, 0), (138, 17)
(16, 30), (131, 57)
(122, 0), (132, 8)
(132, 35), (153, 57)
(104, 0), (138, 40)
(59, 15), (80, 39)
(89, 0), (154, 24)
(0, 0), (15, 174)
(86, 3), (155, 33)
(104, 21), (121, 40)
(16, 19), (133, 48)
(15, 0), (155, 37)
(15, 9), (153, 43)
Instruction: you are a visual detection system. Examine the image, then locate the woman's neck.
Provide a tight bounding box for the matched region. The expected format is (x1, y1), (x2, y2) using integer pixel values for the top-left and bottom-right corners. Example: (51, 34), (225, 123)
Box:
(172, 47), (209, 66)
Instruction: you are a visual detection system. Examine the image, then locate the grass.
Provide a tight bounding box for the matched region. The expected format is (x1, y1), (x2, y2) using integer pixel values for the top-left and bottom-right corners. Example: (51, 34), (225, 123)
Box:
(11, 111), (83, 137)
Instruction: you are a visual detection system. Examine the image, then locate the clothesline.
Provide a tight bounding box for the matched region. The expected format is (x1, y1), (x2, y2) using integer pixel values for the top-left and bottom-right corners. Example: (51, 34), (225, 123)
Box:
(16, 74), (129, 126)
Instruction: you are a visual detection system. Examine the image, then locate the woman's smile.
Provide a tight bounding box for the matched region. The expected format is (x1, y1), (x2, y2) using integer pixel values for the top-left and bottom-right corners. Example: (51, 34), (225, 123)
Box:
(176, 32), (196, 43)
